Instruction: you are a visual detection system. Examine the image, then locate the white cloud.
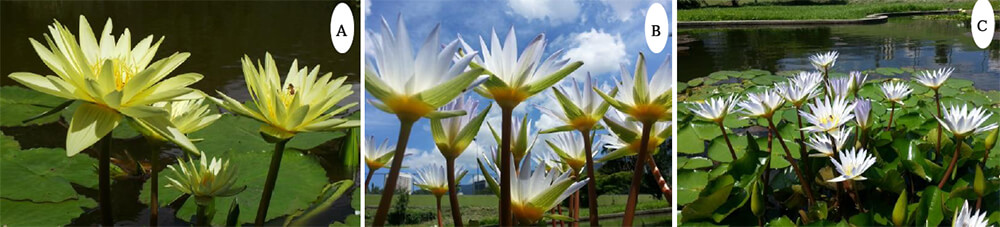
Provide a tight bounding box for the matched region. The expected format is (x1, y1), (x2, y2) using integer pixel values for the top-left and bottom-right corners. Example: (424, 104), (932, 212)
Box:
(562, 28), (628, 79)
(364, 0), (371, 16)
(507, 0), (581, 25)
(601, 0), (642, 22)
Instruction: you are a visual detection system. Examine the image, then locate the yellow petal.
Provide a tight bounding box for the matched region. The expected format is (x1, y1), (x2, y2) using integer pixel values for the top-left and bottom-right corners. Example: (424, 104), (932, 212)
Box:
(66, 103), (121, 156)
(8, 72), (74, 99)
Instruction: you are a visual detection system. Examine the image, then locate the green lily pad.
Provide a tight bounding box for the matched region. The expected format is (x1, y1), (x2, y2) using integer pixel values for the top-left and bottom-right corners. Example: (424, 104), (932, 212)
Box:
(0, 197), (96, 226)
(688, 78), (705, 87)
(189, 115), (346, 156)
(680, 157), (715, 169)
(709, 71), (738, 80)
(141, 149), (330, 225)
(1, 131), (20, 152)
(677, 170), (710, 206)
(678, 125), (706, 154)
(750, 75), (785, 86)
(875, 67), (904, 76)
(691, 121), (723, 141)
(681, 174), (735, 222)
(944, 79), (974, 89)
(707, 134), (747, 163)
(1, 147), (97, 202)
(0, 86), (68, 127)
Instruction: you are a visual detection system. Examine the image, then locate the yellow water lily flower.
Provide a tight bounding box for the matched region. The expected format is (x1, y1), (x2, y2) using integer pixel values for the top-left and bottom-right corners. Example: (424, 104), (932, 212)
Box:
(166, 156), (245, 205)
(154, 98), (221, 135)
(8, 15), (203, 156)
(211, 53), (359, 141)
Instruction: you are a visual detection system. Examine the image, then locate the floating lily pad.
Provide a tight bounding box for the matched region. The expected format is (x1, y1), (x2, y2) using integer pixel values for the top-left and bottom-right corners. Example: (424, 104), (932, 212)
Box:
(875, 67), (904, 76)
(141, 149), (330, 225)
(0, 197), (96, 226)
(678, 125), (706, 154)
(709, 71), (738, 80)
(677, 170), (710, 206)
(1, 131), (20, 152)
(944, 78), (974, 89)
(707, 135), (747, 163)
(680, 157), (715, 169)
(1, 147), (97, 202)
(691, 121), (723, 141)
(688, 78), (705, 87)
(189, 115), (347, 156)
(750, 75), (785, 86)
(0, 86), (67, 127)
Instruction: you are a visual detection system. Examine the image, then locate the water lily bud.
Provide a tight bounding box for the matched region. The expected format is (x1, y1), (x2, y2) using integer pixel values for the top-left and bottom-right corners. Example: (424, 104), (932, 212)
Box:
(893, 190), (907, 227)
(974, 165), (985, 196)
(750, 181), (764, 217)
(986, 126), (998, 152)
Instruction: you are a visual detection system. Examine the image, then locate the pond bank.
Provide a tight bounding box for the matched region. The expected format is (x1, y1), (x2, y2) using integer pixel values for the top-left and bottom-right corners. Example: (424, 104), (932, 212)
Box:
(679, 10), (958, 28)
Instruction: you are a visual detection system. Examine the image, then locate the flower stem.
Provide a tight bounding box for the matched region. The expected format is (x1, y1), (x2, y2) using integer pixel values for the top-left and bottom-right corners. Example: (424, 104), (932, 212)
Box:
(149, 141), (161, 226)
(196, 203), (208, 227)
(436, 196), (444, 227)
(99, 135), (114, 226)
(645, 157), (671, 203)
(938, 135), (963, 189)
(935, 90), (942, 155)
(255, 138), (289, 225)
(365, 170), (375, 190)
(373, 120), (416, 226)
(572, 185), (579, 227)
(886, 102), (896, 132)
(500, 107), (514, 226)
(767, 118), (816, 207)
(446, 158), (464, 226)
(623, 122), (653, 226)
(718, 122), (737, 160)
(581, 130), (599, 226)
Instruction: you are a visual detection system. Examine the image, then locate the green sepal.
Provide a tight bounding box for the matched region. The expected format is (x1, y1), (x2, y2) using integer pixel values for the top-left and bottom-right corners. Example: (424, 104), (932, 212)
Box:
(425, 110), (466, 119)
(260, 124), (296, 142)
(595, 86), (627, 112)
(418, 68), (484, 108)
(551, 87), (585, 121)
(631, 53), (649, 105)
(452, 104), (492, 152)
(539, 125), (575, 134)
(477, 159), (500, 197)
(525, 61), (583, 96)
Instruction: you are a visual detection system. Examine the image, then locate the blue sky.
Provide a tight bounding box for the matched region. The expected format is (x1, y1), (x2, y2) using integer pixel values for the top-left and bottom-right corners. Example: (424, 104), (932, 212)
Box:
(364, 0), (673, 189)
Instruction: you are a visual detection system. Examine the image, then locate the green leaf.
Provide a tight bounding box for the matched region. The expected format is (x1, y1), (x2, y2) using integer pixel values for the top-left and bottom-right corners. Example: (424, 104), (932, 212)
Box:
(0, 197), (96, 226)
(189, 115), (345, 157)
(285, 180), (355, 226)
(1, 147), (97, 202)
(875, 67), (903, 76)
(708, 134), (747, 163)
(750, 75), (784, 86)
(678, 125), (706, 154)
(680, 157), (714, 169)
(0, 86), (68, 127)
(141, 149), (330, 225)
(766, 216), (796, 226)
(677, 170), (710, 205)
(688, 78), (705, 87)
(681, 174), (735, 222)
(1, 131), (21, 152)
(914, 186), (945, 227)
(691, 121), (723, 141)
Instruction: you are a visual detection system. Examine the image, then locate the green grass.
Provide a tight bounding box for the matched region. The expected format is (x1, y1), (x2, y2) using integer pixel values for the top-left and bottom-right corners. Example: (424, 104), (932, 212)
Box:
(679, 0), (973, 21)
(364, 194), (669, 226)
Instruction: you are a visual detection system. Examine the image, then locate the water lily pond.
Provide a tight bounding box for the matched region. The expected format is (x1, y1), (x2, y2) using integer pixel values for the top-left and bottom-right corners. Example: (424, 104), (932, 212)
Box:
(0, 1), (360, 226)
(676, 17), (1000, 226)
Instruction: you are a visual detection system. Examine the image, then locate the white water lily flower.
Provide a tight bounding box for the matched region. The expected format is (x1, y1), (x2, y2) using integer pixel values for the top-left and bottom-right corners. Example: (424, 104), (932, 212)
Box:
(828, 148), (876, 182)
(166, 156), (245, 204)
(486, 115), (539, 164)
(365, 16), (483, 121)
(599, 109), (671, 162)
(365, 137), (396, 171)
(810, 51), (839, 72)
(211, 53), (358, 140)
(953, 200), (989, 227)
(596, 53), (673, 123)
(849, 71), (868, 93)
(478, 153), (588, 225)
(738, 90), (785, 119)
(468, 27), (582, 108)
(8, 16), (204, 156)
(937, 104), (998, 138)
(431, 95), (490, 159)
(854, 99), (873, 129)
(688, 95), (738, 123)
(801, 96), (856, 133)
(880, 81), (913, 104)
(539, 73), (616, 133)
(805, 127), (851, 157)
(533, 151), (568, 173)
(544, 131), (601, 173)
(775, 71), (822, 106)
(826, 77), (853, 99)
(153, 98), (221, 135)
(914, 67), (954, 90)
(414, 165), (462, 197)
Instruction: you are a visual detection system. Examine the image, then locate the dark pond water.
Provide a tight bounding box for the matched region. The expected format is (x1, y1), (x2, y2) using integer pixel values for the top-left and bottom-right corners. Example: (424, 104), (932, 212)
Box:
(0, 1), (360, 225)
(679, 17), (1000, 91)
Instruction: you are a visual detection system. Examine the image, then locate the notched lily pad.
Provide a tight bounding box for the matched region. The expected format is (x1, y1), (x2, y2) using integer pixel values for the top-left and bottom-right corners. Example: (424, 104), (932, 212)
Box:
(0, 86), (68, 127)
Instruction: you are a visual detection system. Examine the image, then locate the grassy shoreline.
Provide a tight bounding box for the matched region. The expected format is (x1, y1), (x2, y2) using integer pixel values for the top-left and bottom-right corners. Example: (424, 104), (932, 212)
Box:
(679, 1), (973, 21)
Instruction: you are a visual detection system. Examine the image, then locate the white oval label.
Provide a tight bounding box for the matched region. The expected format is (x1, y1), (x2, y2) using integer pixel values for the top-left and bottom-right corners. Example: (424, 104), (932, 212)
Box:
(971, 0), (994, 49)
(645, 3), (669, 54)
(330, 2), (355, 54)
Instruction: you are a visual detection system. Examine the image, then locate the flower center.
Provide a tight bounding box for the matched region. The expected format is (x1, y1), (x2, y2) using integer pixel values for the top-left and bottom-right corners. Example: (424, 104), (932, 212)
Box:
(511, 202), (545, 225)
(93, 58), (137, 91)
